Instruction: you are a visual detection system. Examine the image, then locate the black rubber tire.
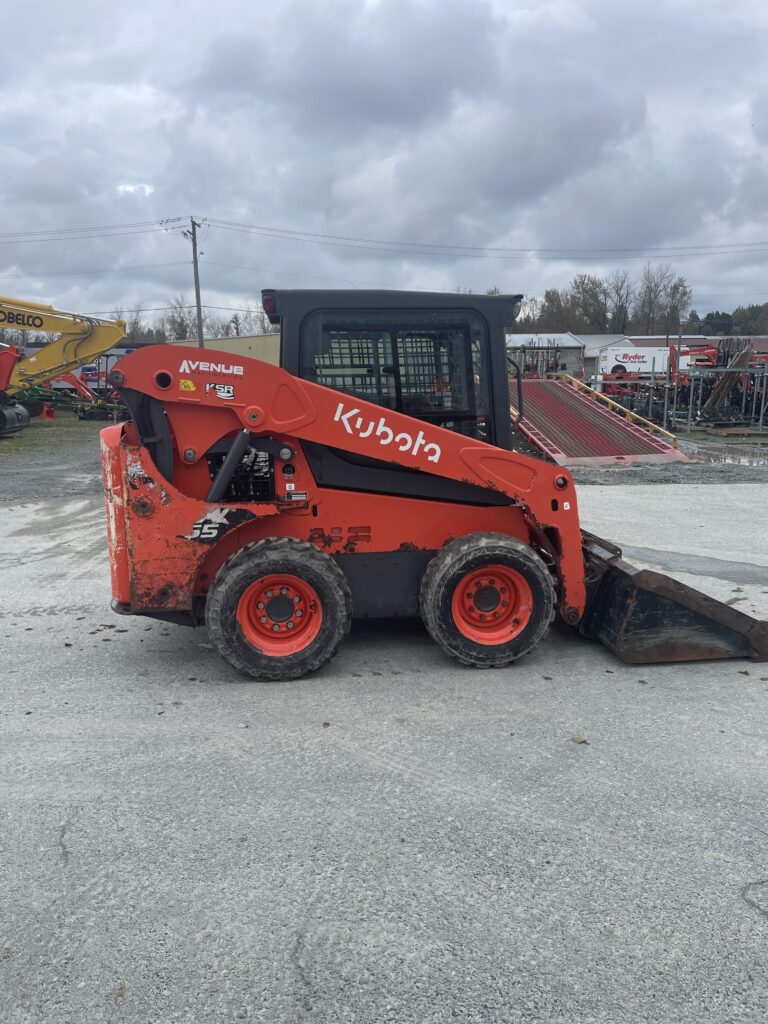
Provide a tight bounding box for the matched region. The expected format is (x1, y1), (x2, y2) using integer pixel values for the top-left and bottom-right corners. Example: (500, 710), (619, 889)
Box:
(205, 537), (352, 681)
(419, 533), (555, 668)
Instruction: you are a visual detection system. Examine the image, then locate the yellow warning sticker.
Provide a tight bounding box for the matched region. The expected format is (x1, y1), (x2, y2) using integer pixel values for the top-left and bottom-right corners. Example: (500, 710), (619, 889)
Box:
(179, 378), (196, 392)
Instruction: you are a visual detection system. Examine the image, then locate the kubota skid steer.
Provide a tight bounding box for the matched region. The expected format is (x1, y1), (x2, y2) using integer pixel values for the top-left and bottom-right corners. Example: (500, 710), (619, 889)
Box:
(100, 290), (767, 680)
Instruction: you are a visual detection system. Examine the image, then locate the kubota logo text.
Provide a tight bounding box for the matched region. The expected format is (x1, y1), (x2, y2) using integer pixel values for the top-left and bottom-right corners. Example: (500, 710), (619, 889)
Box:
(334, 401), (441, 463)
(178, 359), (244, 376)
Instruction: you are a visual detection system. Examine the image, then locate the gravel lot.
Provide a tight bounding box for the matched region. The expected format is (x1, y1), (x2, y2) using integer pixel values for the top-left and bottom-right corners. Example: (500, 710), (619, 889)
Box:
(2, 417), (768, 1023)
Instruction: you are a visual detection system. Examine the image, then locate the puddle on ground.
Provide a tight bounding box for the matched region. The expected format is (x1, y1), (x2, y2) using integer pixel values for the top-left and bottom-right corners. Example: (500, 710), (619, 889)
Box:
(679, 438), (768, 467)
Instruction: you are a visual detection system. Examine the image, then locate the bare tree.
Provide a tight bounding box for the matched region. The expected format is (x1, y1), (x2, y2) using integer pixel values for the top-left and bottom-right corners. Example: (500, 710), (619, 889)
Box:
(534, 288), (570, 331)
(204, 314), (233, 339)
(240, 305), (274, 335)
(632, 263), (675, 334)
(662, 275), (693, 335)
(605, 269), (635, 334)
(168, 294), (194, 341)
(515, 263), (693, 336)
(570, 274), (610, 333)
(0, 327), (25, 348)
(127, 306), (146, 345)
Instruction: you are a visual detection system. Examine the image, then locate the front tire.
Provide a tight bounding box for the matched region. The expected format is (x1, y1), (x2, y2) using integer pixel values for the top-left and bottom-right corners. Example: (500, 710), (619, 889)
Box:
(205, 537), (352, 681)
(420, 533), (555, 668)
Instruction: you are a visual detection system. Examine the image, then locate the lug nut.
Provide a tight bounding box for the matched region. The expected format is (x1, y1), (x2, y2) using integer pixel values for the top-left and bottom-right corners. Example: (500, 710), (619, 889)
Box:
(296, 610), (303, 618)
(287, 622), (294, 629)
(257, 602), (265, 610)
(266, 590), (273, 598)
(260, 616), (267, 624)
(272, 624), (280, 632)
(293, 596), (300, 604)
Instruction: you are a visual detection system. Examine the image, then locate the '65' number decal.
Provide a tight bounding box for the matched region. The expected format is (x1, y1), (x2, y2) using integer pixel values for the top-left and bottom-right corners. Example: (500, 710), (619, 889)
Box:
(180, 507), (254, 544)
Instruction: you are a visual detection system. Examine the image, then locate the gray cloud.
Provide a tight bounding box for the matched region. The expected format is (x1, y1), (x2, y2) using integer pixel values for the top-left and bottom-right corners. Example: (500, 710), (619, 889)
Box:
(195, 0), (502, 131)
(1, 0), (767, 318)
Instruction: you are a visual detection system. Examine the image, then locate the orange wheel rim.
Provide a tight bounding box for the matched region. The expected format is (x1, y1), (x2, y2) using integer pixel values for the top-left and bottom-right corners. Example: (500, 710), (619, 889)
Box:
(236, 574), (323, 656)
(451, 564), (533, 645)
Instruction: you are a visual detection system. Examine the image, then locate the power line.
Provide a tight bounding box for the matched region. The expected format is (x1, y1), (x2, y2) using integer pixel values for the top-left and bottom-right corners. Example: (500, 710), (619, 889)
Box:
(0, 227), (174, 246)
(3, 211), (768, 265)
(207, 218), (768, 260)
(0, 261), (191, 281)
(87, 303), (268, 316)
(2, 212), (767, 260)
(0, 218), (173, 238)
(88, 306), (180, 315)
(0, 217), (185, 239)
(0, 217), (187, 246)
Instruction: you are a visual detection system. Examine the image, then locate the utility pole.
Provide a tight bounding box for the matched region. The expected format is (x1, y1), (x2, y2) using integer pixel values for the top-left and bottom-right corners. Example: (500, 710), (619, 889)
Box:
(183, 216), (205, 348)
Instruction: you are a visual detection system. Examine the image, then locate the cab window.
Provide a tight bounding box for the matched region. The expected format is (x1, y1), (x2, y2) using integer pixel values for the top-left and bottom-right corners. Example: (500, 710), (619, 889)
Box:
(300, 309), (493, 442)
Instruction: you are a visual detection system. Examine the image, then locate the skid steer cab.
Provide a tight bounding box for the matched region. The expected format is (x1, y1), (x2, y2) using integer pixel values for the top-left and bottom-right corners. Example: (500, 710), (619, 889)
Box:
(101, 289), (767, 680)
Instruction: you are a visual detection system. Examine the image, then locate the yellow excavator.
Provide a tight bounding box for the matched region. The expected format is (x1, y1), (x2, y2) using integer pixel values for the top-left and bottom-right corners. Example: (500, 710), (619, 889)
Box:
(0, 296), (126, 436)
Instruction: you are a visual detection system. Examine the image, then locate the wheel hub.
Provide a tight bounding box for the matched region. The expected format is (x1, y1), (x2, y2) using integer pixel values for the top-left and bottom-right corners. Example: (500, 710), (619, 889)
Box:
(265, 594), (295, 623)
(237, 574), (322, 655)
(472, 584), (501, 613)
(451, 564), (534, 645)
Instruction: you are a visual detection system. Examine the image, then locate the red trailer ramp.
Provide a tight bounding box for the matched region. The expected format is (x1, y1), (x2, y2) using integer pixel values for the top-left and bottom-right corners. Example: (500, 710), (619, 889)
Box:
(513, 378), (687, 467)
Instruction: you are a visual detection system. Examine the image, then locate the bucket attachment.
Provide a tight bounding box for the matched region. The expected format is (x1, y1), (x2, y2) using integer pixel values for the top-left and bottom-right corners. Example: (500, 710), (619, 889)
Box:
(579, 532), (768, 664)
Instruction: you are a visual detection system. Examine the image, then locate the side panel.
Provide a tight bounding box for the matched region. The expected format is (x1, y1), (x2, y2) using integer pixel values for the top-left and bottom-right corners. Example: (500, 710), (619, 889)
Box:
(334, 551), (436, 618)
(100, 425), (131, 604)
(301, 441), (512, 506)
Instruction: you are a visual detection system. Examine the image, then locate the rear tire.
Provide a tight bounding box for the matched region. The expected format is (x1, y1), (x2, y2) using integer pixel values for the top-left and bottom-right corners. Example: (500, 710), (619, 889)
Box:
(420, 533), (555, 668)
(205, 537), (352, 681)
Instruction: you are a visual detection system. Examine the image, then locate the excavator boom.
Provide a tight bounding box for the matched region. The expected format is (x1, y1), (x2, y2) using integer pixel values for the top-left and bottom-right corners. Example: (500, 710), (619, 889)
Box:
(0, 296), (126, 395)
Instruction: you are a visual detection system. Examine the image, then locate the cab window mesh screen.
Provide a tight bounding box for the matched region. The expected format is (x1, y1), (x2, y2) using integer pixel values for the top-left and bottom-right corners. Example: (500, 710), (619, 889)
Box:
(312, 330), (394, 406)
(301, 309), (492, 442)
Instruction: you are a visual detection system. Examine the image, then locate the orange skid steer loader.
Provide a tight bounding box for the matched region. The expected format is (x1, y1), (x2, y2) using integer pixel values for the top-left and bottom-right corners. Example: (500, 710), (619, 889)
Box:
(100, 290), (767, 680)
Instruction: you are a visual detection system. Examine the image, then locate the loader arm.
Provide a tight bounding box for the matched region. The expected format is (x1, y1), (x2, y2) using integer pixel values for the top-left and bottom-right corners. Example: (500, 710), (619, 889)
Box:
(0, 296), (126, 395)
(107, 345), (588, 621)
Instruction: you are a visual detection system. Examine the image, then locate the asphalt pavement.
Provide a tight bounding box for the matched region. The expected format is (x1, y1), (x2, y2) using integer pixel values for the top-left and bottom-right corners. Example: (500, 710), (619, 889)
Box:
(1, 422), (768, 1023)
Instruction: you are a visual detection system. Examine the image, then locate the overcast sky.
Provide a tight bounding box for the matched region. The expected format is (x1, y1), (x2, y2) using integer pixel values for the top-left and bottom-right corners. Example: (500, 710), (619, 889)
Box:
(2, 0), (767, 322)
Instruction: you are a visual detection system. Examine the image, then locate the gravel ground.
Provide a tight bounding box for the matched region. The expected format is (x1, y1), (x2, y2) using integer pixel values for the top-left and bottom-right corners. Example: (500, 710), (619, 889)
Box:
(0, 415), (110, 503)
(2, 419), (768, 1023)
(571, 458), (768, 486)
